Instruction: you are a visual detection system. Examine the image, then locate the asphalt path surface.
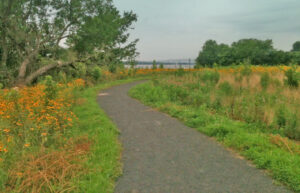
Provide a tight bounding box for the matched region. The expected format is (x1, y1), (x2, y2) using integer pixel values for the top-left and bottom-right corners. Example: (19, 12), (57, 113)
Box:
(98, 81), (291, 193)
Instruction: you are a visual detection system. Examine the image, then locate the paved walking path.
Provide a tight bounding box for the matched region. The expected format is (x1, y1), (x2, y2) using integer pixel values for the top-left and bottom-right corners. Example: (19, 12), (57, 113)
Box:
(97, 81), (291, 193)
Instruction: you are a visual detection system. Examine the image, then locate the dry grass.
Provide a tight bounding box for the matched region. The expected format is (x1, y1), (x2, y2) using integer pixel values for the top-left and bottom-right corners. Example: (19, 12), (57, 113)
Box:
(158, 69), (300, 140)
(270, 134), (300, 155)
(6, 137), (92, 193)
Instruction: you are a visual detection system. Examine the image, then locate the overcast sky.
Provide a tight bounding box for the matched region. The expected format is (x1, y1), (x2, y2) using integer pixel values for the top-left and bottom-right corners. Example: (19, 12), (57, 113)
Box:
(114, 0), (300, 61)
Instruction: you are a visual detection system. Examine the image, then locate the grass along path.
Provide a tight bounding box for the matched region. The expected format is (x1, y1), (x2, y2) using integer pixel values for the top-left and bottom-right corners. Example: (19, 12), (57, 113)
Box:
(72, 78), (147, 193)
(129, 81), (300, 192)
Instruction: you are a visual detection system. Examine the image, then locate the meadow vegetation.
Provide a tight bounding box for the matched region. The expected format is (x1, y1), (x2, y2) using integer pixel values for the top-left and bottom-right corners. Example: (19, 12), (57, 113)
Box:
(0, 70), (151, 192)
(130, 65), (300, 192)
(1, 1), (300, 192)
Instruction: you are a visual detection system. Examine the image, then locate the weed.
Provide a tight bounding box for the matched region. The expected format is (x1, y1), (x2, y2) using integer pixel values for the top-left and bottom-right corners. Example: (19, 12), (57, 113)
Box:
(260, 72), (270, 90)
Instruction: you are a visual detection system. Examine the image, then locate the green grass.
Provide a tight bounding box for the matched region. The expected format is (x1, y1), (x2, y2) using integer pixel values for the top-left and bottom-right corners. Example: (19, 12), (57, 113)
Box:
(72, 78), (147, 193)
(130, 81), (300, 192)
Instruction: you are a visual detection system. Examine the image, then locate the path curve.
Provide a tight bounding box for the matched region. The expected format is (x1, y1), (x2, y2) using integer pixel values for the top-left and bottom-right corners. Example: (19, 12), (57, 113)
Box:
(97, 81), (291, 193)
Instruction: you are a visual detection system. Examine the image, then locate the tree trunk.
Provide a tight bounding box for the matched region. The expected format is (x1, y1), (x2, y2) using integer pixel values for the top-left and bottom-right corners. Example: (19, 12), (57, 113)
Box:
(16, 58), (30, 85)
(16, 46), (41, 85)
(24, 61), (71, 85)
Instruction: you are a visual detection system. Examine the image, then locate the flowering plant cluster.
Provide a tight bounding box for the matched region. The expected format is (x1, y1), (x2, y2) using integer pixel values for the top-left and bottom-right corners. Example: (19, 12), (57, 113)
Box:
(0, 79), (85, 163)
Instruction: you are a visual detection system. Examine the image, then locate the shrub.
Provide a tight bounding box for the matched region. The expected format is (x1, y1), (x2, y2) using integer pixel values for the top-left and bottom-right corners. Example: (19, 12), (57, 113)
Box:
(284, 66), (299, 88)
(75, 62), (87, 78)
(108, 64), (117, 73)
(159, 64), (164, 69)
(92, 66), (102, 81)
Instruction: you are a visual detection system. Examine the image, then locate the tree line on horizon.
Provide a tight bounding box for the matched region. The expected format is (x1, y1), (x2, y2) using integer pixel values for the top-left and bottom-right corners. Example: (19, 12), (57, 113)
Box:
(195, 39), (300, 67)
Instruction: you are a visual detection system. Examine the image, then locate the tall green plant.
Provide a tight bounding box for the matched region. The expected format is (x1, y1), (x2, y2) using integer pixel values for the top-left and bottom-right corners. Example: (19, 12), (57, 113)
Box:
(284, 66), (299, 88)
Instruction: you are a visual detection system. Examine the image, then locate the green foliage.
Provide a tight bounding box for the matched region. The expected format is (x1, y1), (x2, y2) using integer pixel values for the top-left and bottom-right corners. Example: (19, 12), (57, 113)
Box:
(196, 40), (232, 67)
(0, 168), (7, 191)
(291, 52), (300, 65)
(200, 70), (220, 85)
(159, 64), (164, 69)
(0, 0), (138, 85)
(284, 66), (299, 88)
(75, 62), (87, 78)
(108, 64), (117, 73)
(284, 113), (300, 140)
(275, 105), (300, 140)
(196, 39), (292, 67)
(260, 72), (270, 90)
(292, 41), (300, 52)
(44, 76), (58, 100)
(218, 81), (233, 95)
(92, 66), (102, 81)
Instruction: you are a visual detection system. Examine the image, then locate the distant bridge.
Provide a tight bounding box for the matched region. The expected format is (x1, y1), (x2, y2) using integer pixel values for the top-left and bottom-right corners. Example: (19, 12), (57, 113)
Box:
(125, 61), (196, 69)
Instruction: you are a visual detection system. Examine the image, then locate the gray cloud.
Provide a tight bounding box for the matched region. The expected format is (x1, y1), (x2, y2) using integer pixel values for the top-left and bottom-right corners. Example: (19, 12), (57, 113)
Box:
(114, 0), (300, 60)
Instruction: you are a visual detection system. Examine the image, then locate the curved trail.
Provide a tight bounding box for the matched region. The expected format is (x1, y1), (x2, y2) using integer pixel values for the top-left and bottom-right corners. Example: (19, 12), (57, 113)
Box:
(97, 81), (291, 193)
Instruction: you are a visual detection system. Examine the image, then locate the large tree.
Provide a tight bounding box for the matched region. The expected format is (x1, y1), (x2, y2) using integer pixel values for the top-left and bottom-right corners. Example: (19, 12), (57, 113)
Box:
(292, 41), (300, 52)
(0, 0), (137, 86)
(231, 39), (274, 65)
(196, 40), (233, 67)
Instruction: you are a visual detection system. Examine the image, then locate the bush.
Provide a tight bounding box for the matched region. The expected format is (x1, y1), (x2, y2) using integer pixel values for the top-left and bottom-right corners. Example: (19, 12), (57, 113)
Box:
(92, 66), (102, 81)
(75, 62), (87, 78)
(284, 67), (299, 88)
(108, 64), (117, 73)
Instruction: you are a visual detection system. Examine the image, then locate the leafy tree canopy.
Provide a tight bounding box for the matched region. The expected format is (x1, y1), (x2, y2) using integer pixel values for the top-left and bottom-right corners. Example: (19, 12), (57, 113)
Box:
(0, 0), (138, 86)
(292, 41), (300, 52)
(196, 39), (293, 67)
